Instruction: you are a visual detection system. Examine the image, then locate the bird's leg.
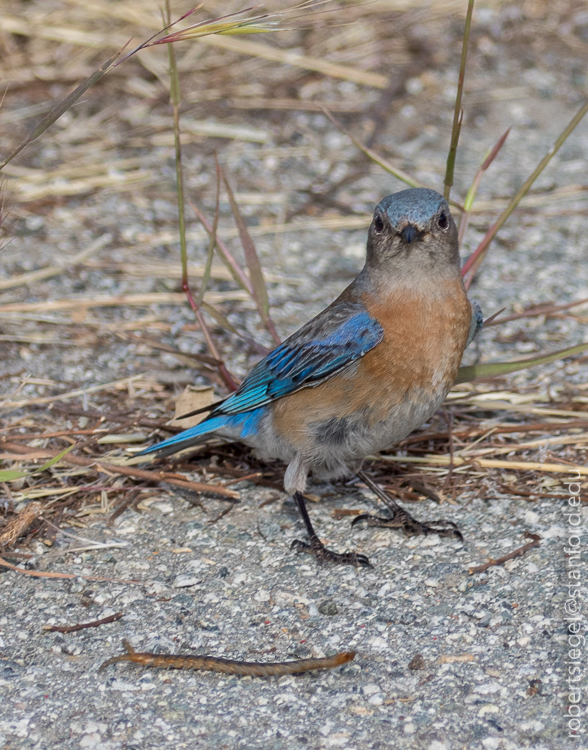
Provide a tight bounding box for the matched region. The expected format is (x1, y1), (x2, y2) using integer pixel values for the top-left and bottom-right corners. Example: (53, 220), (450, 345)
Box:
(352, 471), (463, 541)
(291, 491), (372, 568)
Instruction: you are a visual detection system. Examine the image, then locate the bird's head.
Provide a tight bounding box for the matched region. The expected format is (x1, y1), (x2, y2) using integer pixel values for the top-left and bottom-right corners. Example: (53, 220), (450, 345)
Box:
(366, 188), (460, 276)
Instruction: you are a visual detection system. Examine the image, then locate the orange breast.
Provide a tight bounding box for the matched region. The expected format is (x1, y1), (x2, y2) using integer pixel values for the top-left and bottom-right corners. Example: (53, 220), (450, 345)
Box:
(271, 278), (471, 451)
(362, 277), (471, 400)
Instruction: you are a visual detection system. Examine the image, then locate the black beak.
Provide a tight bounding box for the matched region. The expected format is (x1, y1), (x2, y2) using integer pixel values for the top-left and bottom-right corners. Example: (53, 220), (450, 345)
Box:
(401, 224), (418, 244)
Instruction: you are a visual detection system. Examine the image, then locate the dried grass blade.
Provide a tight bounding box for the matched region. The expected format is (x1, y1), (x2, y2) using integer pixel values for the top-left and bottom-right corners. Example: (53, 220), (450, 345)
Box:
(200, 301), (270, 355)
(323, 108), (465, 211)
(485, 296), (588, 326)
(199, 35), (388, 89)
(376, 453), (588, 477)
(458, 127), (510, 246)
(162, 1), (237, 392)
(222, 169), (280, 344)
(189, 201), (253, 295)
(0, 374), (145, 412)
(0, 51), (121, 171)
(323, 108), (423, 189)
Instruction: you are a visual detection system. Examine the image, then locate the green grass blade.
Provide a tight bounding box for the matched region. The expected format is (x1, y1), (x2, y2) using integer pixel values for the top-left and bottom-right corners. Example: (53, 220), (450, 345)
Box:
(189, 200), (254, 295)
(0, 444), (75, 483)
(443, 0), (475, 200)
(222, 170), (280, 344)
(455, 343), (588, 384)
(0, 469), (27, 482)
(33, 444), (75, 473)
(197, 156), (221, 305)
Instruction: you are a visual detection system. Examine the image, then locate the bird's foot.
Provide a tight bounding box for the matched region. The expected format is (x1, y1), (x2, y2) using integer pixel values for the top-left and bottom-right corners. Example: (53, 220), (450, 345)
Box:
(291, 537), (372, 568)
(354, 471), (463, 541)
(352, 511), (463, 541)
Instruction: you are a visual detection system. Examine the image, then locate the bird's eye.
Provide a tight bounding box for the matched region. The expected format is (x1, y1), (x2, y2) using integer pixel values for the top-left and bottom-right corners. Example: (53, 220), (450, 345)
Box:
(373, 214), (384, 233)
(437, 211), (449, 229)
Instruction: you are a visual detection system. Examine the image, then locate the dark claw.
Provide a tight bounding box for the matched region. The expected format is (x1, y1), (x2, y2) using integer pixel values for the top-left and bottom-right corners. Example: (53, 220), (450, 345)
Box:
(291, 538), (372, 568)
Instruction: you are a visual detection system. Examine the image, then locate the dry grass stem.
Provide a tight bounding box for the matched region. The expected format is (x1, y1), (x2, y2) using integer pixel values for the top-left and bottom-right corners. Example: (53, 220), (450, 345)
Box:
(376, 454), (588, 477)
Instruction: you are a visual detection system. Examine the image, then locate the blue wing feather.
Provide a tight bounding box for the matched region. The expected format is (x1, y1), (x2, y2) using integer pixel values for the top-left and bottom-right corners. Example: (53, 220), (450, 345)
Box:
(140, 302), (383, 456)
(215, 306), (383, 417)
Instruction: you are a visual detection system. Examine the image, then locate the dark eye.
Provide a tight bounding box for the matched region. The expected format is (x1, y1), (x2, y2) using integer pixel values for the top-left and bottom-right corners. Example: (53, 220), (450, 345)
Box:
(373, 214), (384, 233)
(437, 211), (449, 229)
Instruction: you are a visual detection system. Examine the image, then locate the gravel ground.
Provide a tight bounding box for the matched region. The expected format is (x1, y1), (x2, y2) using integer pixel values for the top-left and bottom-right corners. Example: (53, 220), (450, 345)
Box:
(1, 2), (587, 749)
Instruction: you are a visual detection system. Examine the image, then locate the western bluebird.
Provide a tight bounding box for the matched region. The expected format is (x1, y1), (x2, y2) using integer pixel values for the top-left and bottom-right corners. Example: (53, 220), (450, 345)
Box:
(141, 187), (482, 567)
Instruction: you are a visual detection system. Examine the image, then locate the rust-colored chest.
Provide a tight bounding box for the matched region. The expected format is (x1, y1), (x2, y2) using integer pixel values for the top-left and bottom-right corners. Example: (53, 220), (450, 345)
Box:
(360, 277), (471, 398)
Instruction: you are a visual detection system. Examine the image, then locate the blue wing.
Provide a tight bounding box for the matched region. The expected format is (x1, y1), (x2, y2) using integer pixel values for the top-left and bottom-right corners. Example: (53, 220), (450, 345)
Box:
(140, 301), (383, 456)
(212, 302), (384, 417)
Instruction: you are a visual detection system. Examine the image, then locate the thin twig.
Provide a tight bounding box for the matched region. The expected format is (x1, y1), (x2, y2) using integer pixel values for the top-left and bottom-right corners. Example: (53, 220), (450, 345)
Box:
(43, 612), (123, 634)
(485, 296), (588, 326)
(0, 557), (139, 583)
(0, 442), (240, 499)
(468, 534), (541, 574)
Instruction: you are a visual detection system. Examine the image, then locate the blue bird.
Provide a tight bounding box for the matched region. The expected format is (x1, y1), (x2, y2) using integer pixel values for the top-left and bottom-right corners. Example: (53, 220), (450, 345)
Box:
(142, 188), (482, 567)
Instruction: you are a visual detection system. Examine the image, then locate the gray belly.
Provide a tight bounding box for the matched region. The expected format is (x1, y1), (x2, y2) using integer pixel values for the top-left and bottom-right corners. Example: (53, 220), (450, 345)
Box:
(304, 386), (447, 480)
(235, 386), (448, 483)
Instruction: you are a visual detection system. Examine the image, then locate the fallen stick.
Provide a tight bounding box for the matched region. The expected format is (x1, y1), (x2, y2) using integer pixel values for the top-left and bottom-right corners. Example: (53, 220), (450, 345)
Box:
(0, 556), (139, 584)
(43, 612), (123, 633)
(468, 533), (541, 575)
(0, 442), (239, 499)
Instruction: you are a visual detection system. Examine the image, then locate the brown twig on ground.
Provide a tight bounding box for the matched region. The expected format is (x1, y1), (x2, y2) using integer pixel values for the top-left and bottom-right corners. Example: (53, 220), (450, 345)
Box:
(401, 419), (588, 446)
(43, 612), (123, 633)
(204, 461), (284, 491)
(224, 472), (264, 486)
(468, 533), (541, 575)
(0, 442), (239, 500)
(498, 483), (572, 502)
(208, 502), (238, 525)
(0, 556), (139, 583)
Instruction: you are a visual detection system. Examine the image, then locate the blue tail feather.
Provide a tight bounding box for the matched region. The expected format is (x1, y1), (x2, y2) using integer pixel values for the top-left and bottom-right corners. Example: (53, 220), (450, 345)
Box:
(139, 407), (264, 456)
